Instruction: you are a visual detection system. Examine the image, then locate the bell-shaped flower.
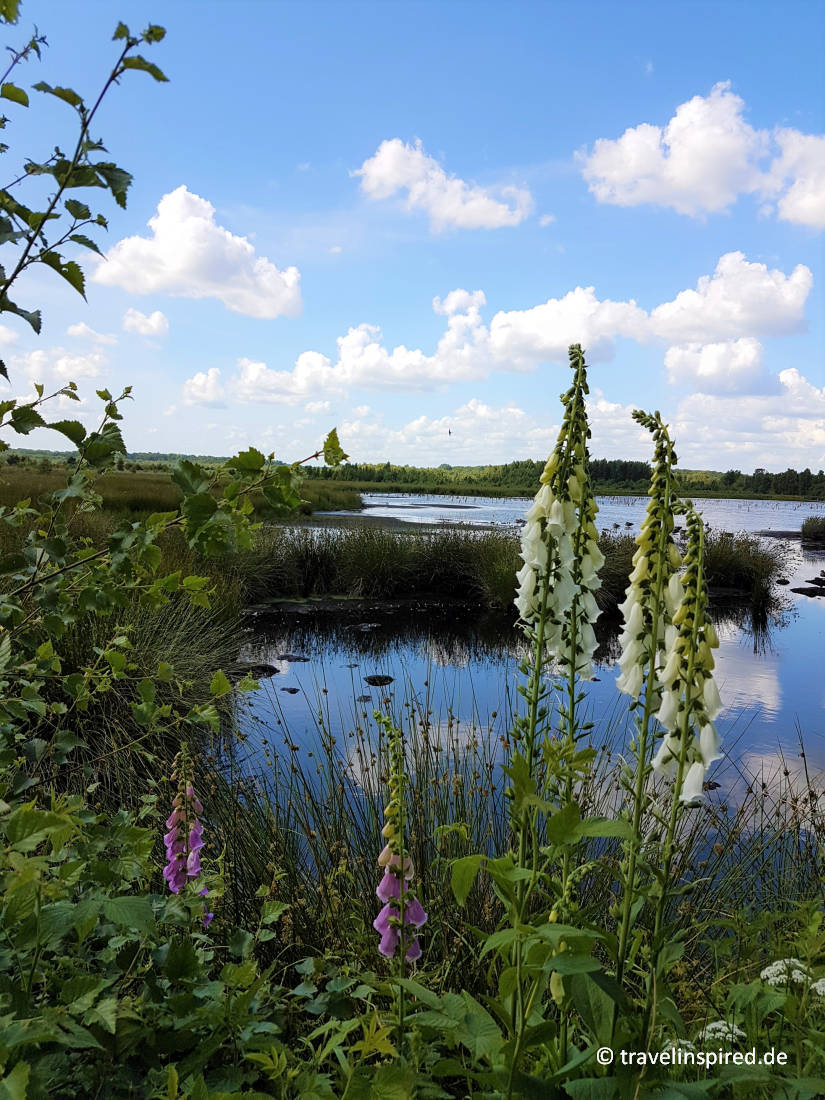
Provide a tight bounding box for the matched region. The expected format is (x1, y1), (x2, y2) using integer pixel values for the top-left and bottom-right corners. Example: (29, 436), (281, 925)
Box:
(679, 761), (706, 806)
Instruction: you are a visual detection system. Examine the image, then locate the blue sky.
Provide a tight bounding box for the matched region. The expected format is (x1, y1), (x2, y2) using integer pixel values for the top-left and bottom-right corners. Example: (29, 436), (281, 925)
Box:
(2, 0), (824, 471)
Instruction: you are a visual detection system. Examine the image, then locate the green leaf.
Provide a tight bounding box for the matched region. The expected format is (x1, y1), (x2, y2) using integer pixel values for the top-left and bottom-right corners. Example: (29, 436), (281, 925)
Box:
(0, 1061), (31, 1100)
(229, 446), (265, 472)
(182, 492), (217, 536)
(113, 21), (130, 39)
(0, 295), (41, 333)
(95, 162), (133, 209)
(456, 993), (504, 1061)
(0, 0), (21, 25)
(65, 198), (91, 220)
(84, 421), (126, 466)
(68, 233), (102, 256)
(228, 927), (254, 958)
(1, 82), (28, 107)
(451, 854), (484, 906)
(164, 936), (200, 981)
(574, 818), (634, 840)
(103, 895), (154, 932)
(171, 459), (211, 496)
(323, 427), (348, 467)
(48, 418), (86, 445)
(9, 404), (46, 435)
(33, 81), (84, 108)
(209, 669), (232, 697)
(121, 55), (169, 82)
(40, 251), (85, 297)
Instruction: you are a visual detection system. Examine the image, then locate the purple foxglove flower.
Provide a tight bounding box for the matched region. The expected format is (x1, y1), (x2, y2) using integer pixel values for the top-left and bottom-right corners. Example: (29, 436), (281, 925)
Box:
(376, 870), (404, 902)
(186, 849), (202, 877)
(405, 937), (422, 962)
(188, 823), (205, 852)
(403, 895), (427, 926)
(373, 905), (400, 957)
(186, 785), (203, 814)
(165, 808), (183, 829)
(163, 827), (180, 848)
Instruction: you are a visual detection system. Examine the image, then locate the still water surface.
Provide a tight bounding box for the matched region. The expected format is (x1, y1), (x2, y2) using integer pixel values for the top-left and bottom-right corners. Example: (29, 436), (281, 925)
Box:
(239, 494), (825, 796)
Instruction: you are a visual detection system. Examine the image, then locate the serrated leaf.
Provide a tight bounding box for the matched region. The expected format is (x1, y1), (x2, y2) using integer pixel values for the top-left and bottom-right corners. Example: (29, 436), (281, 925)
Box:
(33, 81), (84, 109)
(68, 233), (102, 256)
(102, 895), (154, 932)
(9, 404), (46, 434)
(229, 446), (265, 472)
(210, 669), (232, 697)
(323, 427), (348, 467)
(48, 418), (86, 445)
(65, 198), (91, 220)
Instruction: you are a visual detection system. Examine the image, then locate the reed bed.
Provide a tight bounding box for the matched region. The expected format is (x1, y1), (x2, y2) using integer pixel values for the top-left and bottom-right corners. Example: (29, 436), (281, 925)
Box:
(199, 667), (825, 1015)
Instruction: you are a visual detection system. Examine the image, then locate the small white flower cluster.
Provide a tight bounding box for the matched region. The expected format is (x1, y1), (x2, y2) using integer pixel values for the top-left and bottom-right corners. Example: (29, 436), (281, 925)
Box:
(697, 1020), (746, 1045)
(515, 347), (604, 681)
(760, 958), (810, 987)
(662, 1038), (696, 1054)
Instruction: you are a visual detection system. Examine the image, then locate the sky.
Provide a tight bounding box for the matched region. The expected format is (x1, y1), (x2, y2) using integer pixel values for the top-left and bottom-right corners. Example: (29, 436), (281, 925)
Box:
(1, 0), (824, 472)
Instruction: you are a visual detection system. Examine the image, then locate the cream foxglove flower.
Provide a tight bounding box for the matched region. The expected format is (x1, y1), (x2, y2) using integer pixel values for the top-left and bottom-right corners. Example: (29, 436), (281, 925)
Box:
(616, 411), (682, 706)
(514, 345), (602, 681)
(652, 507), (723, 805)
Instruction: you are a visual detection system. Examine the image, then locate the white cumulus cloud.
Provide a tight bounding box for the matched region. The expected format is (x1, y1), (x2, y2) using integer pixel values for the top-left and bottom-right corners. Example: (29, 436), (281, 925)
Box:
(762, 129), (825, 230)
(93, 186), (302, 318)
(123, 308), (169, 337)
(182, 366), (225, 407)
(354, 138), (533, 231)
(195, 251), (811, 408)
(648, 252), (812, 344)
(580, 81), (825, 229)
(664, 337), (766, 392)
(67, 322), (117, 345)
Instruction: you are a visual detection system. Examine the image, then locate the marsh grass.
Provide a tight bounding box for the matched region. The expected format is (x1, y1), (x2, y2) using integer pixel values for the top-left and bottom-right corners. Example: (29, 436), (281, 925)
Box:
(802, 515), (825, 543)
(200, 666), (825, 1016)
(0, 464), (361, 515)
(237, 525), (782, 613)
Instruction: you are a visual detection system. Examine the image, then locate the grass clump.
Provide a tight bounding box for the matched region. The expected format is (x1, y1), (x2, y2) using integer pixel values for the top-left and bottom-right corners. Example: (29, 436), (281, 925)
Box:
(802, 515), (825, 543)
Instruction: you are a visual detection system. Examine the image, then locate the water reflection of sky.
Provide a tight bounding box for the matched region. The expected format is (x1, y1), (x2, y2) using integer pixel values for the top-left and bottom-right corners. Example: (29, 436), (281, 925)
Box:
(239, 496), (825, 799)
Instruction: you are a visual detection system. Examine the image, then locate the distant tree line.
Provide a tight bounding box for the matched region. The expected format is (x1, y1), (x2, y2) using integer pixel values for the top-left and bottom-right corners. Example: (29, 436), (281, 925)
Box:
(305, 458), (825, 499)
(4, 448), (824, 499)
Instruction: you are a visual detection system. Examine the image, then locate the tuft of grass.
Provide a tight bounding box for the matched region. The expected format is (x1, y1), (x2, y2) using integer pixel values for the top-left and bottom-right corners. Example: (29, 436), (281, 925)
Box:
(801, 515), (825, 543)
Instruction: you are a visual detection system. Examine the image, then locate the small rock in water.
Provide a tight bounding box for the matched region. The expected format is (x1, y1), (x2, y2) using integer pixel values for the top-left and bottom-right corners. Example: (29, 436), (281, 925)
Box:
(278, 653), (310, 662)
(777, 577), (790, 585)
(354, 622), (381, 632)
(364, 674), (394, 687)
(806, 577), (825, 588)
(280, 686), (300, 694)
(238, 662), (279, 678)
(790, 587), (824, 598)
(356, 694), (373, 702)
